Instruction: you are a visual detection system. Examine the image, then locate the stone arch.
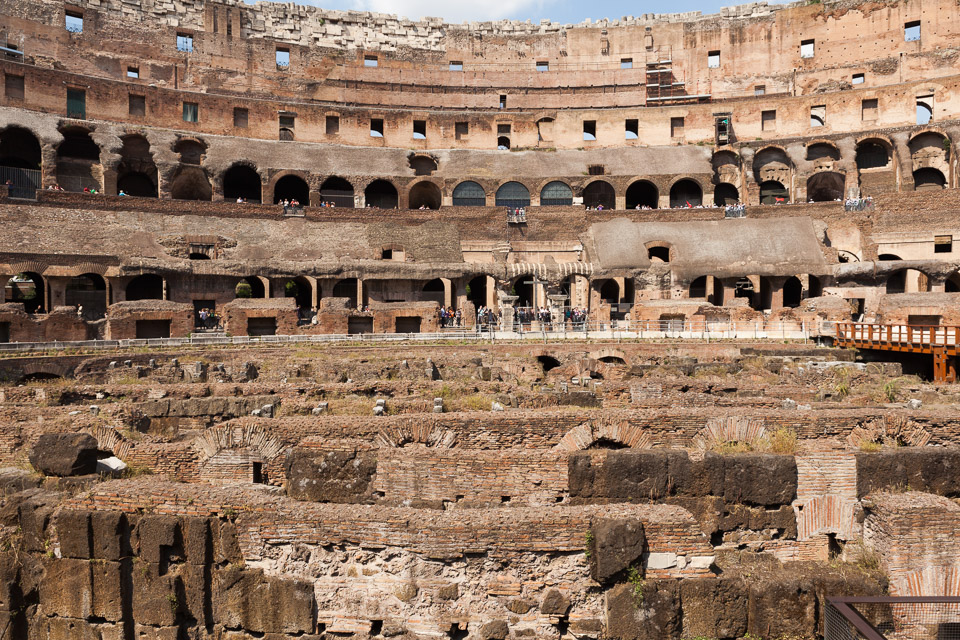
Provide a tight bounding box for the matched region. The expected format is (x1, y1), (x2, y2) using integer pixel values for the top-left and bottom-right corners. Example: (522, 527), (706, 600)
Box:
(320, 176), (355, 208)
(365, 179), (399, 209)
(807, 171), (845, 202)
(85, 425), (134, 460)
(625, 180), (659, 209)
(222, 163), (262, 203)
(753, 146), (792, 192)
(117, 134), (157, 197)
(759, 180), (789, 205)
(408, 180), (442, 209)
(452, 180), (486, 206)
(554, 419), (652, 451)
(846, 416), (931, 449)
(713, 183), (739, 206)
(886, 268), (932, 294)
(588, 348), (629, 365)
(855, 138), (892, 171)
(6, 272), (45, 313)
(795, 495), (857, 541)
(495, 181), (530, 208)
(18, 360), (76, 382)
(408, 154), (438, 176)
(805, 141), (841, 164)
(645, 240), (673, 263)
(172, 138), (206, 165)
(693, 417), (766, 451)
(582, 179), (615, 209)
(56, 126), (102, 192)
(711, 150), (741, 191)
(908, 131), (950, 186)
(540, 180), (573, 206)
(271, 173), (310, 204)
(668, 178), (703, 208)
(193, 424), (287, 462)
(913, 167), (946, 191)
(0, 125), (42, 170)
(376, 423), (457, 448)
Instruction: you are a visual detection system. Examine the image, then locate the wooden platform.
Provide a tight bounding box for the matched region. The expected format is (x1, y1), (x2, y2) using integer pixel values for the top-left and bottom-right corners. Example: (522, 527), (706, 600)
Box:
(835, 322), (959, 382)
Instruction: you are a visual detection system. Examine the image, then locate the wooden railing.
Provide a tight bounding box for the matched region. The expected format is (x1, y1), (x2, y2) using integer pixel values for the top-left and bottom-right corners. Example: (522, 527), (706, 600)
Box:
(835, 322), (960, 351)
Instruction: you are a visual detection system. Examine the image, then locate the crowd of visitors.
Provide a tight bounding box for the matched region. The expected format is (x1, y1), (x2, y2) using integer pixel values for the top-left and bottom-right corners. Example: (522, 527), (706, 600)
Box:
(45, 184), (65, 191)
(437, 306), (462, 327)
(724, 203), (746, 217)
(506, 207), (526, 222)
(196, 308), (222, 330)
(475, 306), (499, 328)
(844, 196), (874, 211)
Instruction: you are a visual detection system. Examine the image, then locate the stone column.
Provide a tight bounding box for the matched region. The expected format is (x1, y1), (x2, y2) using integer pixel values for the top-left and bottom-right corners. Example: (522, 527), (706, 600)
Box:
(548, 294), (567, 329)
(498, 293), (519, 331)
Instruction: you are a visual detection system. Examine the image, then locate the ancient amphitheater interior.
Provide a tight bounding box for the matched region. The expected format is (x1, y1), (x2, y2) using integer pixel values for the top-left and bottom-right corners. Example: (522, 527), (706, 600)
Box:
(2, 0), (960, 637)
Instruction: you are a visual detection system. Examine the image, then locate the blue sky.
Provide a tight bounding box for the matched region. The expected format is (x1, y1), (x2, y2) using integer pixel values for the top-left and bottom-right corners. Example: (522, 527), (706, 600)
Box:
(249, 0), (786, 24)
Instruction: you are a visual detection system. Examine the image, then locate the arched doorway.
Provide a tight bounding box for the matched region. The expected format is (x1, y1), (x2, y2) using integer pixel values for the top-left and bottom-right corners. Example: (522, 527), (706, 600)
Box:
(365, 180), (398, 208)
(625, 180), (658, 209)
(583, 180), (615, 209)
(116, 135), (157, 197)
(285, 276), (312, 314)
(783, 276), (802, 308)
(807, 172), (844, 202)
(913, 168), (946, 191)
(408, 181), (441, 209)
(886, 269), (930, 294)
(540, 181), (573, 206)
(713, 183), (739, 206)
(689, 276), (723, 306)
(466, 276), (488, 310)
(223, 165), (262, 203)
(319, 176), (354, 208)
(56, 127), (101, 193)
(422, 278), (445, 305)
(452, 181), (486, 206)
(170, 167), (212, 201)
(5, 272), (45, 313)
(496, 182), (530, 208)
(0, 127), (42, 198)
(125, 274), (163, 301)
(273, 175), (309, 204)
(511, 276), (534, 308)
(332, 278), (359, 307)
(759, 180), (788, 205)
(597, 279), (620, 304)
(856, 141), (890, 170)
(65, 273), (107, 318)
(669, 179), (702, 208)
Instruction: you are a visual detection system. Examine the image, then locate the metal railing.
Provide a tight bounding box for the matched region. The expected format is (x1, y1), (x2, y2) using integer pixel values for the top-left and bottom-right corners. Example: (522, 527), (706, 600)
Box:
(0, 320), (824, 353)
(0, 166), (40, 199)
(826, 597), (960, 640)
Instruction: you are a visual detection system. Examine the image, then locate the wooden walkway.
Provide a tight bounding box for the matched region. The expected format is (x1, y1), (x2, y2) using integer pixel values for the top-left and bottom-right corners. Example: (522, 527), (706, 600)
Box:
(835, 322), (959, 382)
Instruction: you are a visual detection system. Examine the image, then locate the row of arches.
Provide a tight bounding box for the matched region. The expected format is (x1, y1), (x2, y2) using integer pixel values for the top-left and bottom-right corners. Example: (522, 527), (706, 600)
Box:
(689, 275), (824, 310)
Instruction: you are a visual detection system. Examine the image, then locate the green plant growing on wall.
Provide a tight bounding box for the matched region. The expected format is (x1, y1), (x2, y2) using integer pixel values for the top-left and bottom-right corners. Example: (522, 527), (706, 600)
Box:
(235, 281), (252, 298)
(584, 530), (594, 558)
(627, 565), (645, 606)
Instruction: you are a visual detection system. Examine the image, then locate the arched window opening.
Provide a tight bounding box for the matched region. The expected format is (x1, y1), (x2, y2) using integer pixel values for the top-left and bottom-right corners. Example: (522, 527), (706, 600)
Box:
(236, 277), (265, 299)
(365, 179), (399, 209)
(56, 127), (101, 193)
(913, 168), (946, 191)
(807, 172), (845, 202)
(583, 180), (615, 210)
(540, 181), (573, 206)
(856, 142), (889, 170)
(886, 269), (929, 294)
(669, 179), (702, 208)
(648, 246), (670, 262)
(713, 183), (739, 206)
(125, 274), (163, 301)
(538, 355), (561, 372)
(332, 278), (359, 307)
(173, 139), (205, 165)
(496, 182), (530, 208)
(320, 177), (354, 208)
(808, 275), (823, 298)
(278, 127), (294, 142)
(878, 254), (902, 261)
(598, 279), (620, 304)
(917, 102), (933, 126)
(759, 180), (788, 205)
(5, 272), (45, 313)
(806, 143), (840, 162)
(170, 167), (212, 201)
(625, 181), (658, 209)
(452, 181), (486, 207)
(497, 136), (511, 150)
(117, 135), (157, 197)
(223, 165), (262, 203)
(0, 127), (42, 198)
(408, 181), (442, 210)
(273, 175), (309, 205)
(734, 277), (755, 302)
(423, 278), (445, 304)
(783, 276), (803, 308)
(409, 156), (438, 176)
(66, 273), (106, 318)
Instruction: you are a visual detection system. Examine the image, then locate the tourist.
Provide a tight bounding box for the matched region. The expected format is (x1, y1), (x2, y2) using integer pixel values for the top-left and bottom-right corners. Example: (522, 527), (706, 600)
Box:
(118, 190), (128, 196)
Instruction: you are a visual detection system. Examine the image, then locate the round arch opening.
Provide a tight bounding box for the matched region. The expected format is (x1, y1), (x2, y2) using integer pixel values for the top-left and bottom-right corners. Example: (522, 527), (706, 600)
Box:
(626, 181), (658, 209)
(583, 180), (615, 210)
(409, 181), (442, 210)
(365, 180), (399, 209)
(669, 179), (702, 208)
(273, 175), (309, 204)
(320, 176), (354, 208)
(223, 165), (262, 203)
